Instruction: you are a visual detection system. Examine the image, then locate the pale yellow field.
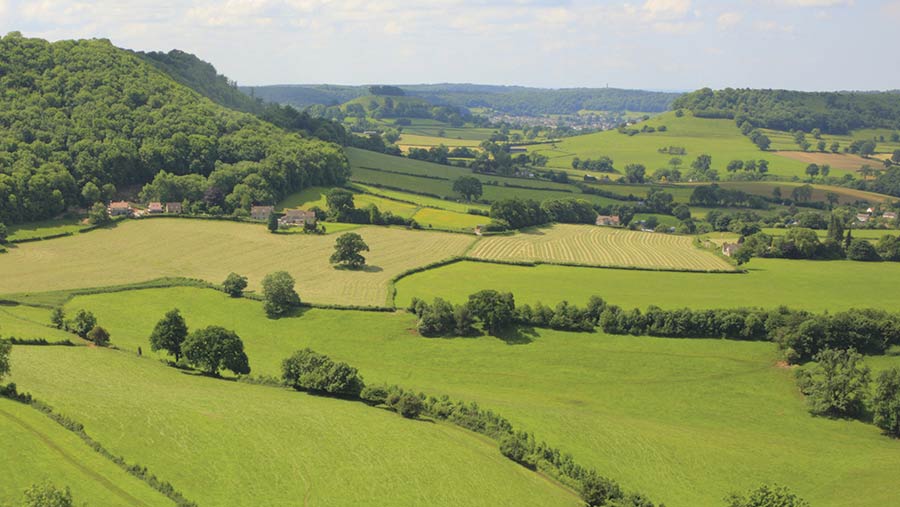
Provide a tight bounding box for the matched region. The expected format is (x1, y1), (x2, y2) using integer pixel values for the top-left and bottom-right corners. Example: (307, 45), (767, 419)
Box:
(468, 224), (736, 272)
(0, 218), (475, 306)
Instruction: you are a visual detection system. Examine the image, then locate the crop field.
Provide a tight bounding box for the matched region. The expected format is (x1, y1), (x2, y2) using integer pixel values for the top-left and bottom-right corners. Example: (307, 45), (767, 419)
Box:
(0, 397), (171, 507)
(395, 258), (900, 312)
(51, 287), (900, 507)
(8, 346), (578, 507)
(774, 151), (884, 172)
(0, 219), (475, 307)
(468, 224), (736, 271)
(527, 112), (846, 179)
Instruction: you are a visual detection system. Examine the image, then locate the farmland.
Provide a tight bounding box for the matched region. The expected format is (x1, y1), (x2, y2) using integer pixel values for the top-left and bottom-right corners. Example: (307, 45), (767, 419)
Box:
(0, 397), (171, 507)
(8, 346), (579, 507)
(468, 224), (736, 272)
(0, 219), (475, 307)
(394, 258), (900, 312)
(5, 218), (88, 242)
(37, 286), (900, 507)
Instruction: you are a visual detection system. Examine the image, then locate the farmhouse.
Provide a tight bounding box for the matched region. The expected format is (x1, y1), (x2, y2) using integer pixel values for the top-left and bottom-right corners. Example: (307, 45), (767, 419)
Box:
(250, 205), (275, 221)
(722, 243), (741, 257)
(108, 201), (132, 216)
(165, 202), (183, 214)
(884, 211), (898, 221)
(280, 209), (317, 226)
(856, 213), (870, 223)
(596, 215), (620, 227)
(147, 202), (163, 214)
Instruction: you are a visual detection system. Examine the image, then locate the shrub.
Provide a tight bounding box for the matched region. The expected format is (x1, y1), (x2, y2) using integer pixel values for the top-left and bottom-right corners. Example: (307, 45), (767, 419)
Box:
(360, 384), (389, 405)
(222, 272), (248, 297)
(67, 310), (97, 338)
(22, 482), (74, 507)
(872, 367), (900, 437)
(796, 348), (871, 418)
(50, 308), (65, 329)
(262, 271), (300, 317)
(281, 348), (365, 397)
(726, 484), (809, 507)
(86, 326), (110, 346)
(580, 470), (624, 507)
(394, 392), (423, 418)
(846, 238), (881, 261)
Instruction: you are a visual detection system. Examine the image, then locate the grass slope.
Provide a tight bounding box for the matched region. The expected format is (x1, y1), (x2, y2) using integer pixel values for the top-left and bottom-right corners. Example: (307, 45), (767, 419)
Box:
(0, 219), (475, 307)
(0, 305), (75, 342)
(8, 346), (579, 507)
(58, 287), (900, 507)
(468, 225), (735, 271)
(528, 112), (835, 179)
(0, 398), (170, 507)
(394, 258), (900, 312)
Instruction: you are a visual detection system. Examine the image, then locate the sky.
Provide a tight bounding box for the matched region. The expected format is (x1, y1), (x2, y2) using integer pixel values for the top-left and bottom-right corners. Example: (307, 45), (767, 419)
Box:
(1, 0), (899, 91)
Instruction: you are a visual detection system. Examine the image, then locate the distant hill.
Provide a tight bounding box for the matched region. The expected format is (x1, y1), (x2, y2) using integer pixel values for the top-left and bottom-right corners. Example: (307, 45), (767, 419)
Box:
(0, 33), (348, 225)
(672, 88), (900, 134)
(242, 84), (680, 115)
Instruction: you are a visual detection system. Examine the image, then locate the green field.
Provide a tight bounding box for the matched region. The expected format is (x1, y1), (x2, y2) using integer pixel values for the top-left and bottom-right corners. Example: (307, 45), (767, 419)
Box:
(468, 224), (735, 272)
(44, 286), (900, 507)
(354, 184), (490, 213)
(5, 218), (88, 242)
(395, 258), (900, 312)
(761, 127), (900, 154)
(398, 133), (483, 149)
(8, 345), (578, 507)
(0, 305), (75, 342)
(527, 112), (846, 179)
(683, 180), (892, 205)
(0, 397), (171, 507)
(0, 219), (475, 307)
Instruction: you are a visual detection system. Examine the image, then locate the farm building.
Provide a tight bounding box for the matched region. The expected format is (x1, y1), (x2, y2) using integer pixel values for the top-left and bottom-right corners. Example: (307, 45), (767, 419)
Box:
(250, 206), (275, 221)
(596, 215), (620, 227)
(856, 213), (870, 223)
(108, 201), (132, 216)
(722, 243), (740, 257)
(280, 209), (317, 226)
(166, 202), (183, 214)
(147, 202), (163, 214)
(884, 212), (898, 221)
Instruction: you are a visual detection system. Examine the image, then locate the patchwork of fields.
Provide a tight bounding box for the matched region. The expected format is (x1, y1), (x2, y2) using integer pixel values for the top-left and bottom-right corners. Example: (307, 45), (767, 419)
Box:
(468, 224), (736, 272)
(0, 219), (476, 307)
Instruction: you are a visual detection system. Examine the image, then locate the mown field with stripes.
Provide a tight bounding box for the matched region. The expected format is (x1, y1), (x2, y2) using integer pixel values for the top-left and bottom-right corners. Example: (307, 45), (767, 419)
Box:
(469, 224), (736, 272)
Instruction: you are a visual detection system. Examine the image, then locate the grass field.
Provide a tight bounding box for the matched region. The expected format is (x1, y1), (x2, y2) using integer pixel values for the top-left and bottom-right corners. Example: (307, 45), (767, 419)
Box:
(5, 218), (87, 242)
(527, 112), (841, 179)
(353, 184), (490, 213)
(8, 346), (579, 507)
(0, 219), (475, 307)
(0, 304), (75, 342)
(51, 287), (900, 507)
(395, 258), (900, 312)
(468, 224), (735, 272)
(761, 127), (900, 154)
(397, 133), (483, 149)
(0, 397), (171, 507)
(683, 180), (892, 205)
(774, 151), (884, 173)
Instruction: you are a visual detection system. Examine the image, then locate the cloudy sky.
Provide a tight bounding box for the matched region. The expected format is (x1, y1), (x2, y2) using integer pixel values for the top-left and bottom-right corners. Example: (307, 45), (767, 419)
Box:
(1, 0), (898, 91)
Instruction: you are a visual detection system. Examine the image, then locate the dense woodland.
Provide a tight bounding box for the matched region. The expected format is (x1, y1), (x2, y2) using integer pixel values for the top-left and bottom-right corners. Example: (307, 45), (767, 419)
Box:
(0, 34), (349, 224)
(672, 88), (900, 134)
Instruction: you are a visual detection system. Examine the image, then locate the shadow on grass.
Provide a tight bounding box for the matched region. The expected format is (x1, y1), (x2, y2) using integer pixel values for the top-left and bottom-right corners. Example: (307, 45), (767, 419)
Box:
(332, 264), (383, 273)
(494, 325), (537, 345)
(266, 305), (313, 320)
(518, 225), (553, 236)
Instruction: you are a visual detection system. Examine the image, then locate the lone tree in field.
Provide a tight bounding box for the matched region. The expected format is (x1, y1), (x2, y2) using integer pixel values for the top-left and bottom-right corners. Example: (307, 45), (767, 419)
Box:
(87, 326), (110, 347)
(330, 232), (369, 270)
(726, 484), (809, 507)
(796, 348), (871, 418)
(182, 326), (250, 376)
(453, 176), (483, 201)
(262, 271), (300, 317)
(872, 367), (900, 437)
(67, 310), (97, 339)
(149, 309), (189, 362)
(222, 272), (248, 297)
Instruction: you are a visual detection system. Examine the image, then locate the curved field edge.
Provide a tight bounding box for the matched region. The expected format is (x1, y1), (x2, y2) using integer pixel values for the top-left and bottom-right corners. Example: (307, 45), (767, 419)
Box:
(7, 346), (582, 507)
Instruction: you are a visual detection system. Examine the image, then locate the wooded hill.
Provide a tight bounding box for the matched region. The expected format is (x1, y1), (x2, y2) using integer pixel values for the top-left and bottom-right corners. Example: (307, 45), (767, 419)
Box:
(672, 88), (900, 134)
(242, 83), (680, 115)
(0, 34), (349, 225)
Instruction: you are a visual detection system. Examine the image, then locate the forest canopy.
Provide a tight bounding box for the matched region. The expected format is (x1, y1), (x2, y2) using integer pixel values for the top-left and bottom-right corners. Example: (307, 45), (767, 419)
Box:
(0, 33), (349, 224)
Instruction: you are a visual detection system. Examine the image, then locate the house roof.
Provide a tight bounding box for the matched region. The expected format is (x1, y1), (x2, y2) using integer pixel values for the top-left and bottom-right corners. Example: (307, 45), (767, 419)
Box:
(148, 202), (163, 209)
(283, 209), (316, 217)
(251, 205), (274, 212)
(109, 201), (130, 209)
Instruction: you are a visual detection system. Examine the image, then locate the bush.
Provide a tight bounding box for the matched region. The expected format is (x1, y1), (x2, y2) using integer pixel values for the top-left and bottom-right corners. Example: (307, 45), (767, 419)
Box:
(872, 367), (900, 437)
(580, 470), (624, 507)
(86, 326), (110, 346)
(262, 271), (300, 317)
(796, 348), (871, 418)
(222, 272), (248, 297)
(726, 484), (809, 507)
(360, 384), (389, 405)
(846, 238), (881, 261)
(22, 482), (74, 507)
(67, 309), (97, 338)
(394, 392), (423, 418)
(281, 348), (365, 397)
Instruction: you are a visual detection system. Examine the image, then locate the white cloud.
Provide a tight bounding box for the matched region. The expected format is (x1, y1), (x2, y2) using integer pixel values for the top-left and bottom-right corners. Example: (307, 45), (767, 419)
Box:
(755, 20), (795, 33)
(641, 0), (691, 20)
(716, 11), (742, 30)
(776, 0), (853, 6)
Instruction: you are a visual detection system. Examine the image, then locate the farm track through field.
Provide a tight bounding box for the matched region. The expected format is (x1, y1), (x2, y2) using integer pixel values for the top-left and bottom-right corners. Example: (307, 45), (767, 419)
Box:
(0, 407), (152, 507)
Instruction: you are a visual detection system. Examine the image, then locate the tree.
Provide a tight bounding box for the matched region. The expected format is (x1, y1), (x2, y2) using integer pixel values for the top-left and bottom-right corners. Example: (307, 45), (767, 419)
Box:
(81, 182), (101, 204)
(817, 140), (826, 152)
(67, 310), (97, 339)
(860, 140), (876, 158)
(452, 176), (483, 201)
(468, 290), (516, 335)
(580, 470), (623, 507)
(330, 232), (369, 269)
(830, 141), (840, 153)
(281, 348), (364, 397)
(846, 238), (880, 261)
(805, 164), (819, 179)
(796, 348), (871, 418)
(395, 392), (423, 418)
(326, 189), (355, 220)
(691, 154), (712, 172)
(0, 222), (6, 242)
(672, 204), (691, 220)
(50, 308), (66, 329)
(87, 326), (110, 346)
(182, 326), (250, 376)
(893, 149), (900, 164)
(0, 339), (10, 382)
(267, 212), (279, 232)
(873, 367), (900, 437)
(149, 309), (188, 362)
(624, 164), (646, 183)
(825, 192), (839, 209)
(772, 187), (782, 201)
(726, 484), (809, 507)
(222, 272), (248, 297)
(22, 483), (75, 507)
(726, 160), (743, 173)
(88, 202), (110, 225)
(262, 271), (300, 317)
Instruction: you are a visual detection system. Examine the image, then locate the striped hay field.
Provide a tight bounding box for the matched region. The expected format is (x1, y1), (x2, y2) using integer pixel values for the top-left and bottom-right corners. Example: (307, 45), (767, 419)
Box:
(469, 224), (736, 272)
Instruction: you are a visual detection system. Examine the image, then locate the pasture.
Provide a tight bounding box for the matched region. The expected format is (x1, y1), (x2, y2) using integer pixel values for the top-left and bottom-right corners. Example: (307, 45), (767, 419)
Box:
(0, 397), (171, 507)
(761, 127), (900, 154)
(0, 218), (475, 307)
(353, 184), (490, 213)
(0, 304), (74, 342)
(394, 258), (900, 312)
(5, 218), (88, 241)
(8, 346), (578, 507)
(52, 287), (900, 507)
(683, 180), (892, 205)
(527, 112), (841, 179)
(467, 224), (736, 272)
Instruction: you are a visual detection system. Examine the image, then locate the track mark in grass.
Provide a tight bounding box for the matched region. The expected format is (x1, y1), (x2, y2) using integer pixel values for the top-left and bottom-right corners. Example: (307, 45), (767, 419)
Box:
(0, 407), (153, 507)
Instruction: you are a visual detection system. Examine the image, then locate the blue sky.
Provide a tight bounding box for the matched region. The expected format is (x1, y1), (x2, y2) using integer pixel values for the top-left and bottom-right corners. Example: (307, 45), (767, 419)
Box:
(1, 0), (898, 91)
